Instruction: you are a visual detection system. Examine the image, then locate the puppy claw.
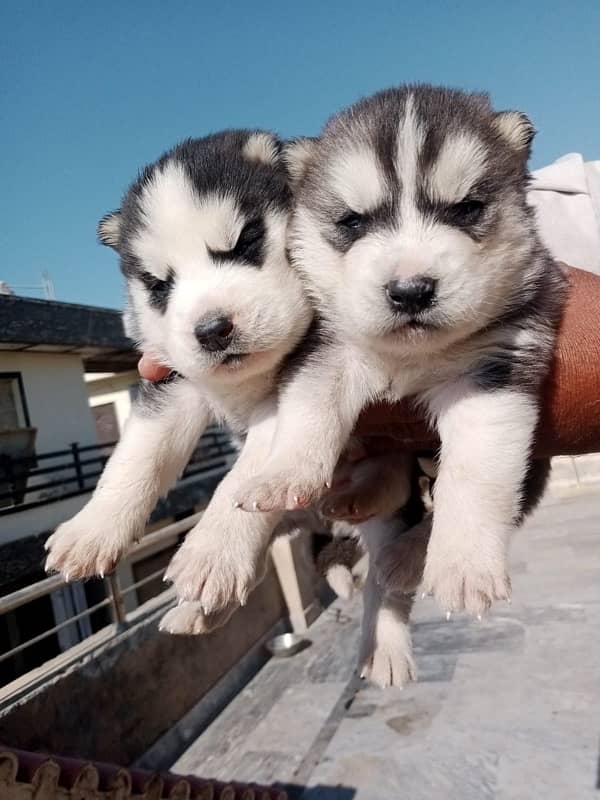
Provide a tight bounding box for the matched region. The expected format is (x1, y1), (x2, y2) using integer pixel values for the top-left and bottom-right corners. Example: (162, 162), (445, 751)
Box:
(166, 528), (267, 614)
(44, 507), (139, 583)
(233, 464), (331, 512)
(423, 557), (511, 617)
(159, 600), (238, 635)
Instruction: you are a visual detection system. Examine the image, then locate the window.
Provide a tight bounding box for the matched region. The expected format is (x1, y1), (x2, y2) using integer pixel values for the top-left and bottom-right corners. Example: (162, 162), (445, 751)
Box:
(0, 373), (30, 431)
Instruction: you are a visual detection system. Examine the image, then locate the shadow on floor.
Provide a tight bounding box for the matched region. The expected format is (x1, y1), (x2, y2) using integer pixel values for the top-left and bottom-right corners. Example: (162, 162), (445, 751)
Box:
(276, 783), (356, 799)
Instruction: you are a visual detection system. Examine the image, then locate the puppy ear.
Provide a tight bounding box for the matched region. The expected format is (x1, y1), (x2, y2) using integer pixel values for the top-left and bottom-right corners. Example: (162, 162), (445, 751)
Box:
(97, 210), (122, 251)
(283, 137), (319, 188)
(242, 131), (282, 166)
(494, 111), (536, 156)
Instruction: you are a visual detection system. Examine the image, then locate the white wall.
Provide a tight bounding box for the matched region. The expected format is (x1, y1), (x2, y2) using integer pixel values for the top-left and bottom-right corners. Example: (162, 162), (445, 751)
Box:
(1, 351), (98, 451)
(0, 351), (100, 543)
(1, 494), (90, 544)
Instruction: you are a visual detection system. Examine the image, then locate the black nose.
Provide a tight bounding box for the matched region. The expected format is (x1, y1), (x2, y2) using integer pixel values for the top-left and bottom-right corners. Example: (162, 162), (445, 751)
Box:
(386, 276), (437, 315)
(195, 316), (234, 352)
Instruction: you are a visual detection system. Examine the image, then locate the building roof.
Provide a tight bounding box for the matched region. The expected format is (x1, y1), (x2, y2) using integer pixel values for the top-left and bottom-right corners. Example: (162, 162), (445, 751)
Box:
(0, 747), (288, 799)
(0, 295), (137, 372)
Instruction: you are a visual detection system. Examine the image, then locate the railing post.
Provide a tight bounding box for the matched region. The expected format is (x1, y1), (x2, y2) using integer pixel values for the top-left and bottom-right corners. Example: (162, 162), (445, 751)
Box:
(71, 442), (85, 490)
(107, 573), (128, 631)
(4, 455), (17, 506)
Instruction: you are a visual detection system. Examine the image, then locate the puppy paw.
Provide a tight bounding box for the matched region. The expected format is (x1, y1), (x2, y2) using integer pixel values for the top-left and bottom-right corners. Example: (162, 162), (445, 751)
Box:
(159, 600), (237, 635)
(164, 526), (268, 613)
(322, 452), (412, 522)
(45, 505), (140, 581)
(325, 564), (355, 600)
(422, 551), (511, 617)
(359, 609), (416, 689)
(233, 463), (331, 512)
(320, 490), (375, 523)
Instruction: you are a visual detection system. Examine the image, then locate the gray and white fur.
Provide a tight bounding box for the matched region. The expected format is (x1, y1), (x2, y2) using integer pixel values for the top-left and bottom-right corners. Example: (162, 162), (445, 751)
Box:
(233, 86), (567, 618)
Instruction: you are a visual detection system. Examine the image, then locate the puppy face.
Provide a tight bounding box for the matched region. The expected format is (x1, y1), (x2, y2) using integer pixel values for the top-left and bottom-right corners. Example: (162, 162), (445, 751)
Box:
(288, 86), (538, 354)
(100, 131), (311, 384)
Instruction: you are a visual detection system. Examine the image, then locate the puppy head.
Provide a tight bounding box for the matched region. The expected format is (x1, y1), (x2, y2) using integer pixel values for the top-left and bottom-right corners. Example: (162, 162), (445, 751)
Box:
(99, 130), (311, 384)
(288, 86), (538, 354)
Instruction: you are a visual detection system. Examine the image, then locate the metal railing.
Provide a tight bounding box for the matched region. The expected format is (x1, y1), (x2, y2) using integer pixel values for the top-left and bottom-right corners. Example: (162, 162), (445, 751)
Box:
(0, 512), (204, 698)
(0, 426), (236, 514)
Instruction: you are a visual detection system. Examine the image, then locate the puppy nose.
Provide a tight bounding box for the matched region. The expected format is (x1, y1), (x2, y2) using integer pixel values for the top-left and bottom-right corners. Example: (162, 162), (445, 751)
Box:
(386, 276), (437, 314)
(195, 316), (234, 352)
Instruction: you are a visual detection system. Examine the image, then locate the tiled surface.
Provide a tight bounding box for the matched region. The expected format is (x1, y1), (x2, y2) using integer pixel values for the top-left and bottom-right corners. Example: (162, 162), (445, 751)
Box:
(173, 489), (600, 799)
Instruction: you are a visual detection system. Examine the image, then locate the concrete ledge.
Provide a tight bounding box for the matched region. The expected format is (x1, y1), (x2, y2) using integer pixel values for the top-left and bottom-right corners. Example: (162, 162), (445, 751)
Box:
(549, 453), (600, 491)
(135, 617), (288, 771)
(0, 568), (286, 765)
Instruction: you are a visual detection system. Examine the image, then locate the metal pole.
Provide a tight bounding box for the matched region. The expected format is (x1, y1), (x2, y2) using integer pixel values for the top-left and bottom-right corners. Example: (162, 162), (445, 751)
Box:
(107, 573), (127, 630)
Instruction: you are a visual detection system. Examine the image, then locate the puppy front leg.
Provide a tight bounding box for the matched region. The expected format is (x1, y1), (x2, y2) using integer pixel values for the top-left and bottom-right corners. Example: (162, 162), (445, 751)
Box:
(423, 382), (538, 616)
(375, 514), (432, 595)
(358, 518), (416, 688)
(165, 398), (284, 611)
(234, 353), (372, 512)
(45, 379), (210, 581)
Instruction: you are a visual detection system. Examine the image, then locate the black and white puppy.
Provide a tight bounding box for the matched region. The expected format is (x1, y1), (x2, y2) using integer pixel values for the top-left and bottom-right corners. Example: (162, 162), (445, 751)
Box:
(233, 86), (567, 618)
(45, 131), (312, 629)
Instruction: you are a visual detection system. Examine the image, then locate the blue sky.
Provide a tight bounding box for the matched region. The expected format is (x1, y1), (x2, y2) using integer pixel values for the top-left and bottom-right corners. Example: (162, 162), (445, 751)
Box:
(1, 0), (599, 310)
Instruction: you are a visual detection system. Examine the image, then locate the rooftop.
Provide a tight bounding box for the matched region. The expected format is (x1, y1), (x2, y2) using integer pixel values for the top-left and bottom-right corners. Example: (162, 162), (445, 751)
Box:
(1, 747), (287, 799)
(171, 486), (600, 800)
(0, 294), (136, 372)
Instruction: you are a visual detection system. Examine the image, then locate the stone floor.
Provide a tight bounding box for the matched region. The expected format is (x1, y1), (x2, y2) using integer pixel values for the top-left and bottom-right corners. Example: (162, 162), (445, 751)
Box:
(172, 486), (600, 799)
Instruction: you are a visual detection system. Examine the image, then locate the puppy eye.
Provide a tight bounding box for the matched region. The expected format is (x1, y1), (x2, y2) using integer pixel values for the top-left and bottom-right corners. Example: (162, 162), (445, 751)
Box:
(145, 275), (169, 293)
(232, 219), (265, 259)
(210, 218), (265, 266)
(139, 269), (173, 312)
(337, 212), (365, 231)
(140, 271), (170, 294)
(447, 199), (485, 226)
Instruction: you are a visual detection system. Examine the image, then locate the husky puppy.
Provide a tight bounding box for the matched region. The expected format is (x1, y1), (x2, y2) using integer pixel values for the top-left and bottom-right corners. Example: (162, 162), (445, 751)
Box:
(45, 130), (312, 630)
(317, 447), (434, 600)
(320, 452), (435, 687)
(233, 86), (567, 618)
